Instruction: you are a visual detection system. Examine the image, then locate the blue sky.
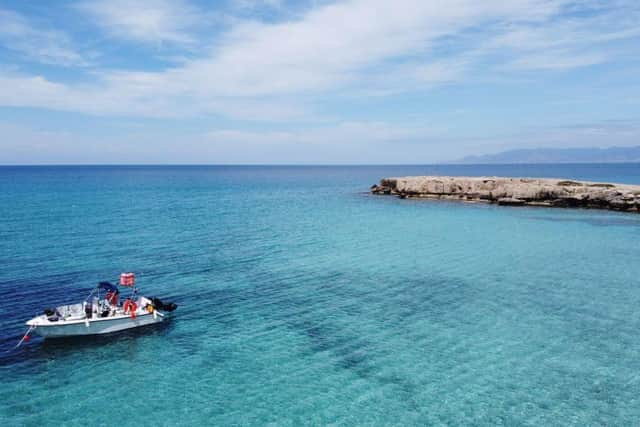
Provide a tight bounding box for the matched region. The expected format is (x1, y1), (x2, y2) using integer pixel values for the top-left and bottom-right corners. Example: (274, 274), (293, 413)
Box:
(0, 0), (639, 164)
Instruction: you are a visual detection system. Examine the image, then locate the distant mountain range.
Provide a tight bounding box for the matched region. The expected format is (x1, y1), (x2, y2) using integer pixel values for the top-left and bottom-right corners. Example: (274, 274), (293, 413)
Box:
(457, 146), (640, 164)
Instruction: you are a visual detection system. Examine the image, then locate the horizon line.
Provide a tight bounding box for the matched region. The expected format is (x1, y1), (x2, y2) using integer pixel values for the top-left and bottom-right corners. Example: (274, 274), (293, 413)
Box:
(2, 161), (640, 167)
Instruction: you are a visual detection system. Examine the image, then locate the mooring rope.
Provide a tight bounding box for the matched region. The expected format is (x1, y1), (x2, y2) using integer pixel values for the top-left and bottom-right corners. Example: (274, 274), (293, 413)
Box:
(10, 326), (36, 351)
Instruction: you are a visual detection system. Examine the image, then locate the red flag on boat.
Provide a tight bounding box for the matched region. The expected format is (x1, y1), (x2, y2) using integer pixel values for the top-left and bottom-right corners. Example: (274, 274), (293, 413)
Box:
(120, 272), (135, 286)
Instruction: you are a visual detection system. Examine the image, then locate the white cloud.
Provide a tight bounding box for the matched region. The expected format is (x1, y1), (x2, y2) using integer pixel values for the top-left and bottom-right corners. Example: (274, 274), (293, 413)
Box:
(206, 121), (437, 145)
(507, 51), (607, 71)
(0, 71), (311, 121)
(0, 9), (86, 66)
(202, 122), (444, 163)
(0, 0), (639, 120)
(485, 2), (640, 71)
(232, 0), (285, 11)
(0, 120), (442, 164)
(191, 0), (564, 96)
(3, 117), (639, 164)
(76, 0), (206, 45)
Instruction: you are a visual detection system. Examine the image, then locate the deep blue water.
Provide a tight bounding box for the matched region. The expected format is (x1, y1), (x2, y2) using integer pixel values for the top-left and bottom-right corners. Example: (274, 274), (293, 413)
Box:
(1, 164), (640, 426)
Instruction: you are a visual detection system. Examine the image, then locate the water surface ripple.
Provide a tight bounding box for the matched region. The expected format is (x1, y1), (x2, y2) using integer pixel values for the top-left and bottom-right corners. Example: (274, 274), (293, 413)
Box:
(1, 165), (640, 425)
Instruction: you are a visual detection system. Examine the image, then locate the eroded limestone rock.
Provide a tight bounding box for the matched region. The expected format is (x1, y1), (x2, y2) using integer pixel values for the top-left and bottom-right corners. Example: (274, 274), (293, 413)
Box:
(371, 176), (640, 212)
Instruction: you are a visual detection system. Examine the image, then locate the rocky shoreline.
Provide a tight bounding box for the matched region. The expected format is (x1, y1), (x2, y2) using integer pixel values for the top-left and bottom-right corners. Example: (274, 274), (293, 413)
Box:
(371, 176), (640, 212)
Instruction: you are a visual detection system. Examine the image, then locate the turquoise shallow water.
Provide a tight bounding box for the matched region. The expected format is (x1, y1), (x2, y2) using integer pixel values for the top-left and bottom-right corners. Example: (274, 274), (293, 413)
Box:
(1, 164), (640, 425)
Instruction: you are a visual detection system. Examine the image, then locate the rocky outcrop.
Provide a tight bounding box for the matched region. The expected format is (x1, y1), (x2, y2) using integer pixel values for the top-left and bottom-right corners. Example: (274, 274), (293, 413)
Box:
(371, 176), (640, 212)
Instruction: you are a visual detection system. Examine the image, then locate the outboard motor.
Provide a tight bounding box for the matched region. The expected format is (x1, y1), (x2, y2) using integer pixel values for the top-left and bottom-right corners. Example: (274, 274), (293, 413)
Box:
(151, 297), (177, 312)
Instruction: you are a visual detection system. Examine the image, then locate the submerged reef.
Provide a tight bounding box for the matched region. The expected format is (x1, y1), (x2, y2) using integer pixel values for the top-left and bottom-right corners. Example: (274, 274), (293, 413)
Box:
(371, 176), (640, 212)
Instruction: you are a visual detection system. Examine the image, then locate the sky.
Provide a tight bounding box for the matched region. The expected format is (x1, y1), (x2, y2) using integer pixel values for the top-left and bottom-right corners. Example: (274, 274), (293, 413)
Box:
(0, 0), (639, 164)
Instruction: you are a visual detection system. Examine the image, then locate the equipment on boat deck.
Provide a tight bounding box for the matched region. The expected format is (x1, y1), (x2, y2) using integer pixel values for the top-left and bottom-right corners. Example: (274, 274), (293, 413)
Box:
(18, 273), (177, 343)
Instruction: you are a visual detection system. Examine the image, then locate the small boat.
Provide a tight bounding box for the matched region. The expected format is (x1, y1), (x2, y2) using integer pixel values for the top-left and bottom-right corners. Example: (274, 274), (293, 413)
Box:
(24, 273), (177, 339)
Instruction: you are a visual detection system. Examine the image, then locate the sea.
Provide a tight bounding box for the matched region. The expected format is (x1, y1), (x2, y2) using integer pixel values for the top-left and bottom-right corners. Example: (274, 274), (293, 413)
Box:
(1, 164), (640, 426)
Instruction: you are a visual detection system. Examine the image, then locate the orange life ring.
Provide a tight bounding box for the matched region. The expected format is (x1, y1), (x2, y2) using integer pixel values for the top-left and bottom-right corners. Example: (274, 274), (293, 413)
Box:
(123, 300), (138, 319)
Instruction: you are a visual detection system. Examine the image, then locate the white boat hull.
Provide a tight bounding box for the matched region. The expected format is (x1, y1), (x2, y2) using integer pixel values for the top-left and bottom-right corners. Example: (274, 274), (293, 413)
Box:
(27, 312), (166, 338)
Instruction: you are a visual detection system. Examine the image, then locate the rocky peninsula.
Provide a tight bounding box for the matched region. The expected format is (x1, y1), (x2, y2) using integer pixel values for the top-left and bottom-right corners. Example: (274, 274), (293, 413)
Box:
(371, 176), (640, 212)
